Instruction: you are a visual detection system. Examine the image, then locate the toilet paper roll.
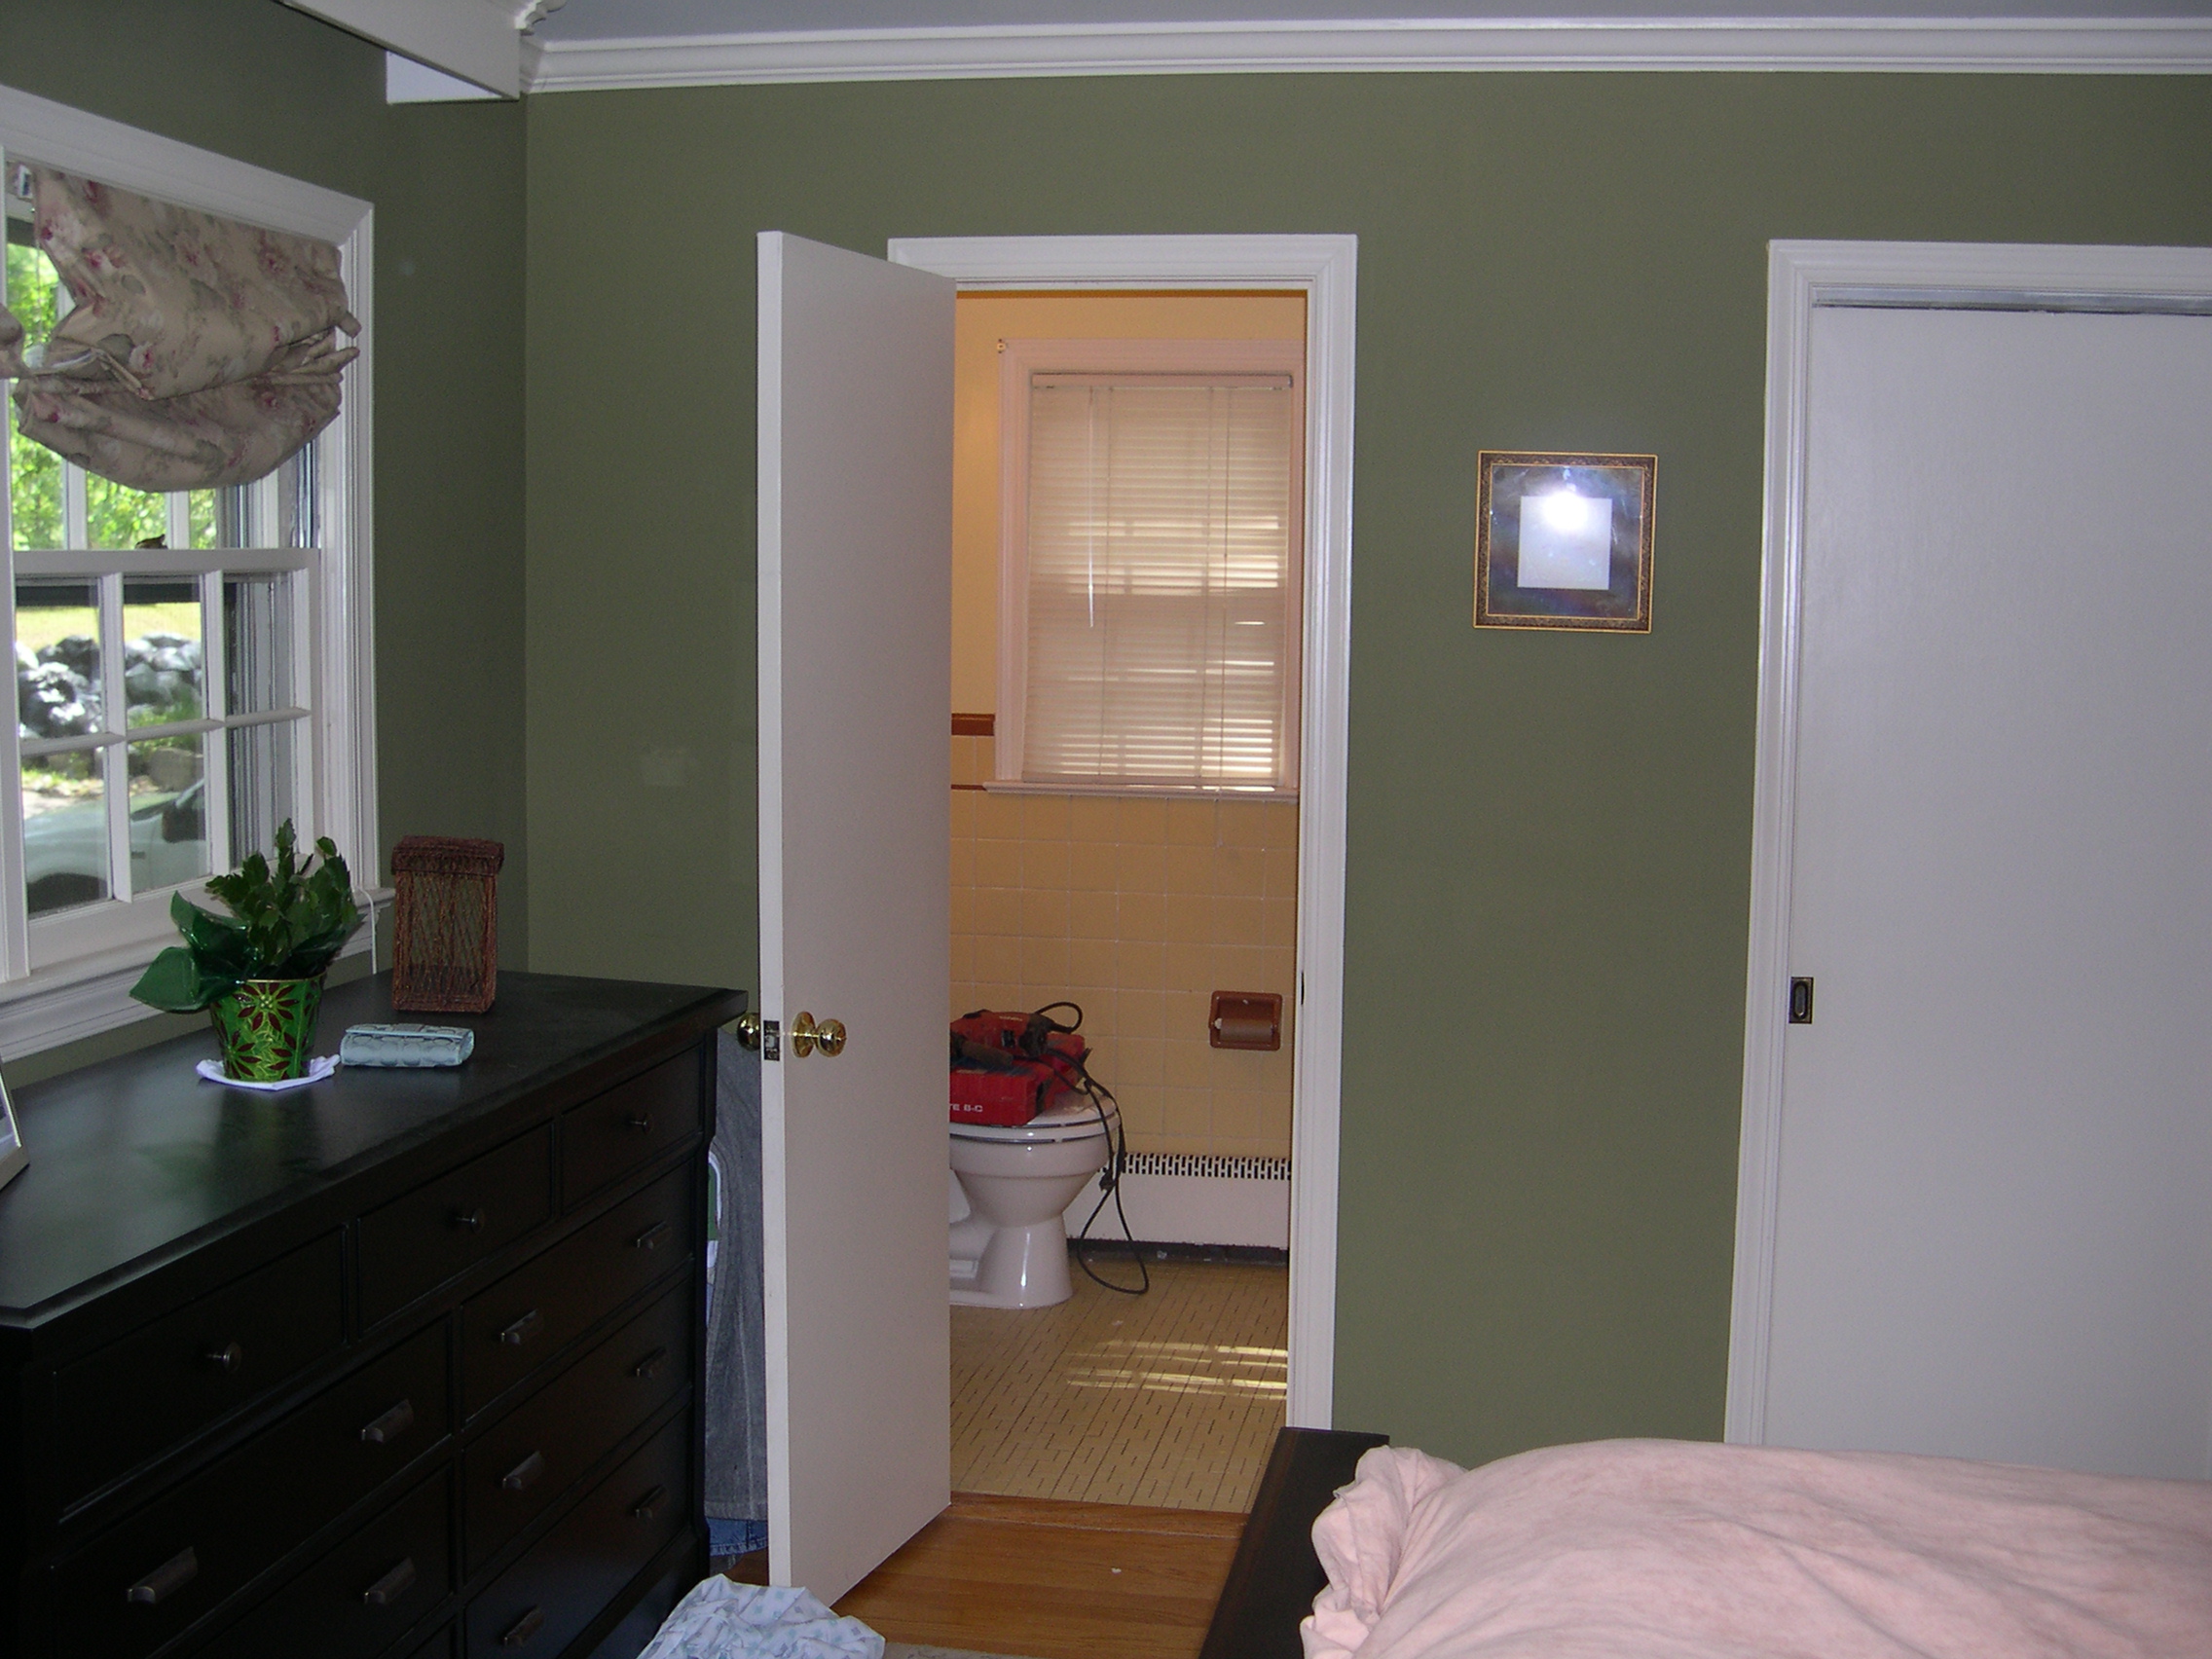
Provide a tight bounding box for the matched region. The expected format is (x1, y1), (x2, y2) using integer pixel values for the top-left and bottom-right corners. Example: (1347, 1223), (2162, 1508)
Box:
(1213, 1015), (1277, 1048)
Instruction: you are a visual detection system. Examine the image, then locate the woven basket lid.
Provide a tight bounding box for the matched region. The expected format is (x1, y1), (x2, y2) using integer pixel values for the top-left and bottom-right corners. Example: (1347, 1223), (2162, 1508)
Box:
(391, 835), (505, 877)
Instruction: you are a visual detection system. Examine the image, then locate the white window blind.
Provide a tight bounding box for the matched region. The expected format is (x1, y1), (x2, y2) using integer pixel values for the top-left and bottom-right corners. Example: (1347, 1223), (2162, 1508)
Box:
(1008, 346), (1303, 793)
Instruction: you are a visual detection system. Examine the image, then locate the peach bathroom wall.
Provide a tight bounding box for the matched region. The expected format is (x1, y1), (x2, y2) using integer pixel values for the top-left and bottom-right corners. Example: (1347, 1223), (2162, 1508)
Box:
(951, 733), (1296, 1161)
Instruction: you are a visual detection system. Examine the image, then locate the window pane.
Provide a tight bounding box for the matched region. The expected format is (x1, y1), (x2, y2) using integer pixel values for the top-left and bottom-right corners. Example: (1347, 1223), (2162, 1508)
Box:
(187, 486), (252, 549)
(128, 733), (209, 893)
(4, 239), (63, 547)
(123, 576), (203, 727)
(223, 572), (293, 714)
(87, 475), (169, 550)
(228, 718), (297, 867)
(277, 439), (318, 548)
(15, 576), (102, 736)
(22, 748), (109, 916)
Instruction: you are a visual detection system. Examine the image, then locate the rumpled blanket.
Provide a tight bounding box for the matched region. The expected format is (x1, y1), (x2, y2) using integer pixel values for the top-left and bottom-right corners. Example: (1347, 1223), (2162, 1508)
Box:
(641, 1578), (884, 1659)
(1303, 1438), (2212, 1659)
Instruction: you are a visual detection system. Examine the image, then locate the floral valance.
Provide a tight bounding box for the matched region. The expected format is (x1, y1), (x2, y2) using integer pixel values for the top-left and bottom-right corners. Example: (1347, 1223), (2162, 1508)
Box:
(0, 167), (359, 492)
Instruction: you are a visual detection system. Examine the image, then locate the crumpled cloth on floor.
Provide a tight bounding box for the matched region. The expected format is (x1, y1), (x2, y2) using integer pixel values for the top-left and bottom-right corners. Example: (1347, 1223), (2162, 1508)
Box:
(640, 1578), (885, 1659)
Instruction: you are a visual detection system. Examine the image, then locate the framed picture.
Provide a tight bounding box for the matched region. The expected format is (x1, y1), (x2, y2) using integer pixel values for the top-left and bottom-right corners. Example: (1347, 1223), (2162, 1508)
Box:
(0, 1073), (21, 1194)
(1474, 451), (1656, 632)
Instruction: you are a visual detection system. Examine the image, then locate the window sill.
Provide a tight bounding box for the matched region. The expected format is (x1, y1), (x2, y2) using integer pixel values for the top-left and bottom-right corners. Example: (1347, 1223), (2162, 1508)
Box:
(0, 887), (390, 1060)
(979, 780), (1298, 803)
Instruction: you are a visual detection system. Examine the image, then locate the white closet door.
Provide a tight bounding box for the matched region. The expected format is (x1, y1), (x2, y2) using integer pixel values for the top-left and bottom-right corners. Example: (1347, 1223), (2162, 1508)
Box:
(757, 231), (953, 1599)
(1765, 306), (2212, 1477)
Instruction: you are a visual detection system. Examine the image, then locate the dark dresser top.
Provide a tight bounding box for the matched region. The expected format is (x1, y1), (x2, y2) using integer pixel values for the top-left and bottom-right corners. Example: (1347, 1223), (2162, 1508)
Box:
(0, 971), (743, 1327)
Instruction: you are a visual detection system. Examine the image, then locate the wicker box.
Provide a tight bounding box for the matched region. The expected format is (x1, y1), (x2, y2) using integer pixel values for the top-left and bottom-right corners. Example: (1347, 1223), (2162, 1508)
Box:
(390, 835), (504, 1014)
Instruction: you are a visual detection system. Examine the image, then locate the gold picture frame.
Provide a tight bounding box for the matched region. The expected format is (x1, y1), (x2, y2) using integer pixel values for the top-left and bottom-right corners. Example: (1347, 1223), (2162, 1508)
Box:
(1474, 451), (1656, 632)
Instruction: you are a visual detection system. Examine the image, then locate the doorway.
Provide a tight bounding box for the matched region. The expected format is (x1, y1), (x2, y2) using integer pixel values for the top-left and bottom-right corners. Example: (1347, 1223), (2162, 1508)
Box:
(1729, 240), (2212, 1475)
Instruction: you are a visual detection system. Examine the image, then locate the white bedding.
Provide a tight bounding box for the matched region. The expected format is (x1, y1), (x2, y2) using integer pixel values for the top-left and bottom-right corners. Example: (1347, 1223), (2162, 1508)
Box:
(1303, 1439), (2212, 1659)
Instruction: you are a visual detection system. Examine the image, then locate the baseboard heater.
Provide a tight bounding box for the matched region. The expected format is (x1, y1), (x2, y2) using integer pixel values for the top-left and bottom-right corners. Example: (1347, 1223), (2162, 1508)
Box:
(1064, 1153), (1290, 1250)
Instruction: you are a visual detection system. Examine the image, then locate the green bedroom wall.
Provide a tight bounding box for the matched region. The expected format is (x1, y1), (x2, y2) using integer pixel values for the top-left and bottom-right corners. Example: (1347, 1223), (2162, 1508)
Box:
(0, 0), (531, 1083)
(516, 71), (2207, 1463)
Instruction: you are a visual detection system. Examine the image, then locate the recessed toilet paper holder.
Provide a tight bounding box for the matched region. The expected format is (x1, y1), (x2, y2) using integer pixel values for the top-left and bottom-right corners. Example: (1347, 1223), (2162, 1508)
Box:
(1210, 991), (1282, 1051)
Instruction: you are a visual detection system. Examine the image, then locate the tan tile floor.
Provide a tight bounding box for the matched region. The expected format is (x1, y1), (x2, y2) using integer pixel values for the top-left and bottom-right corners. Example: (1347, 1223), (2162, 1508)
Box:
(950, 1255), (1289, 1512)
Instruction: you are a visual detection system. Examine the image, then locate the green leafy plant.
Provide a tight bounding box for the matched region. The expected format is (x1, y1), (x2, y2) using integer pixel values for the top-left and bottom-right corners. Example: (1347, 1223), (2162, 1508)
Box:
(129, 821), (364, 1014)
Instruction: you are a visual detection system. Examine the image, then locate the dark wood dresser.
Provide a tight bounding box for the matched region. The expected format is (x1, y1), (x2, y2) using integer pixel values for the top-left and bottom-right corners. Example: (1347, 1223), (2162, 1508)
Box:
(0, 971), (744, 1659)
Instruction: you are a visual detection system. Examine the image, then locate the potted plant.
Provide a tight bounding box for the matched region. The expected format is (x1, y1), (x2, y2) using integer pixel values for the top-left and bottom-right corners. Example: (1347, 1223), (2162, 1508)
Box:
(130, 822), (365, 1082)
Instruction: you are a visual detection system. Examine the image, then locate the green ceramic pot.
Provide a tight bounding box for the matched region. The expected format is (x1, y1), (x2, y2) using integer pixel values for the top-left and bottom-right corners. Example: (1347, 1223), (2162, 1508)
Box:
(210, 977), (325, 1082)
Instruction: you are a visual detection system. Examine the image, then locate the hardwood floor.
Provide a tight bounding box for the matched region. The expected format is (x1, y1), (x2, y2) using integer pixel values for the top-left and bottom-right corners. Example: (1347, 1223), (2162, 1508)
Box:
(827, 1493), (1245, 1659)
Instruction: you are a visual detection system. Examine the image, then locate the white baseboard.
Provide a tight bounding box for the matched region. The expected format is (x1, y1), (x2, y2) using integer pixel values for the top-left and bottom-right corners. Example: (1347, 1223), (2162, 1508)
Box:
(1065, 1169), (1289, 1251)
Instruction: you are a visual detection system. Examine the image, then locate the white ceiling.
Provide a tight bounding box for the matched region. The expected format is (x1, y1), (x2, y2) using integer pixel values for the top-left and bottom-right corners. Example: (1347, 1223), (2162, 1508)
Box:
(535, 1), (2212, 40)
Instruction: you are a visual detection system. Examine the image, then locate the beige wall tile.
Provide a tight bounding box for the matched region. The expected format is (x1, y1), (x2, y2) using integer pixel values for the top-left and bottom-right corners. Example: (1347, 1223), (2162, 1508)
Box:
(1068, 890), (1118, 940)
(1212, 1090), (1262, 1141)
(1161, 1086), (1211, 1138)
(1117, 890), (1165, 942)
(1211, 893), (1265, 948)
(1118, 796), (1166, 844)
(975, 838), (1021, 888)
(1068, 795), (1119, 841)
(976, 935), (1020, 985)
(1262, 896), (1297, 950)
(949, 835), (976, 887)
(975, 791), (1022, 839)
(1212, 845), (1267, 897)
(1165, 1037), (1213, 1087)
(950, 937), (974, 983)
(950, 885), (975, 934)
(950, 789), (978, 840)
(1164, 988), (1211, 1047)
(1118, 940), (1166, 986)
(1117, 987), (1166, 1039)
(1067, 937), (1118, 989)
(1164, 844), (1212, 895)
(1215, 942), (1267, 991)
(1117, 842), (1166, 893)
(1019, 888), (1069, 937)
(1164, 942), (1213, 993)
(1067, 840), (1119, 892)
(1021, 838), (1072, 890)
(1021, 935), (1070, 986)
(1165, 797), (1217, 846)
(1164, 894), (1214, 945)
(975, 885), (1021, 938)
(1020, 793), (1071, 840)
(1118, 1035), (1166, 1086)
(1263, 845), (1298, 899)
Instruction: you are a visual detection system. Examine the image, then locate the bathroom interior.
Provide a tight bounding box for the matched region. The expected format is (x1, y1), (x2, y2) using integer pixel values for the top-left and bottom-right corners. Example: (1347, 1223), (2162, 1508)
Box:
(942, 287), (1306, 1515)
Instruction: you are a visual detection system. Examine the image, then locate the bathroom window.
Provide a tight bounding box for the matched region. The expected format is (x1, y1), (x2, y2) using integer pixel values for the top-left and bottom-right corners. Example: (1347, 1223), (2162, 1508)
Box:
(995, 337), (1303, 796)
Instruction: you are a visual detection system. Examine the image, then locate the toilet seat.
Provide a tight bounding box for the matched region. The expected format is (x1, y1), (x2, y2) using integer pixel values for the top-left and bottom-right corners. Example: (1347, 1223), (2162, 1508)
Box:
(950, 1094), (1118, 1147)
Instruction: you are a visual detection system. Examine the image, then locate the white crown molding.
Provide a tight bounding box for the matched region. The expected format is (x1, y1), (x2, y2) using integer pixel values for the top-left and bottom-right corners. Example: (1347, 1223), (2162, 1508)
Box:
(526, 17), (2212, 92)
(284, 0), (524, 96)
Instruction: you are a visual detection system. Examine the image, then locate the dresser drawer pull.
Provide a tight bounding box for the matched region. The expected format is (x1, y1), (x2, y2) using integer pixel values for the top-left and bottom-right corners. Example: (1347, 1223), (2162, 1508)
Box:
(203, 1341), (244, 1375)
(632, 1221), (672, 1253)
(629, 1484), (668, 1522)
(631, 1346), (670, 1381)
(361, 1556), (417, 1608)
(126, 1546), (199, 1606)
(500, 1450), (548, 1493)
(500, 1605), (546, 1647)
(359, 1397), (417, 1445)
(625, 1112), (654, 1134)
(498, 1309), (543, 1346)
(452, 1206), (487, 1234)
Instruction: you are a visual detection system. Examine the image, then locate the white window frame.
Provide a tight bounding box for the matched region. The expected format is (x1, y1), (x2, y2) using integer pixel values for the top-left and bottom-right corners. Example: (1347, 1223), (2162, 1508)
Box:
(0, 84), (378, 1057)
(994, 335), (1306, 797)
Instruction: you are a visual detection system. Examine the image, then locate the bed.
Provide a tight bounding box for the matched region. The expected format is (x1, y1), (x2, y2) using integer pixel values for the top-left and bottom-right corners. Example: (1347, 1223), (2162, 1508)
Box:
(1201, 1430), (2212, 1659)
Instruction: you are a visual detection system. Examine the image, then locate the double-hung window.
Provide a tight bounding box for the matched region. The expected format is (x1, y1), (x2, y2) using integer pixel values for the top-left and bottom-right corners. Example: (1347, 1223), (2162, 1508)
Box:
(0, 88), (375, 1051)
(996, 337), (1304, 796)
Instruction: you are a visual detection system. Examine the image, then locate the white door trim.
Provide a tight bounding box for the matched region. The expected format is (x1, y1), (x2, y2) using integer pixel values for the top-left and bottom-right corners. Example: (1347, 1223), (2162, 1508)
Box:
(890, 233), (1354, 1430)
(1727, 238), (2212, 1447)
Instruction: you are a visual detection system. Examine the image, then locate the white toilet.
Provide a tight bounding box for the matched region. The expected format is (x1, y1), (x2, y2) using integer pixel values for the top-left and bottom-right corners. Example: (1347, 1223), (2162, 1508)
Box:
(948, 1094), (1118, 1309)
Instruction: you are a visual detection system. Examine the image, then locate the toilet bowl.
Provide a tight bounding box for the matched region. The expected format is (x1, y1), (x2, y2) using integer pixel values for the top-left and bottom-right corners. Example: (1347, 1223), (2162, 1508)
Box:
(949, 1095), (1118, 1309)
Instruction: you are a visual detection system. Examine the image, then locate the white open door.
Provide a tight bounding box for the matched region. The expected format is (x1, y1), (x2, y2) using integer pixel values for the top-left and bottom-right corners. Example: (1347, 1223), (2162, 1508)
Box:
(758, 231), (953, 1600)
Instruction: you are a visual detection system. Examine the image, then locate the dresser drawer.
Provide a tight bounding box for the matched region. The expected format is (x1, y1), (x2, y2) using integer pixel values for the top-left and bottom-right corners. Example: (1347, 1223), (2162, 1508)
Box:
(359, 1125), (555, 1327)
(563, 1051), (701, 1208)
(53, 1233), (344, 1509)
(49, 1323), (449, 1659)
(461, 1162), (692, 1419)
(464, 1412), (689, 1659)
(406, 1627), (455, 1659)
(218, 1470), (451, 1659)
(465, 1280), (693, 1572)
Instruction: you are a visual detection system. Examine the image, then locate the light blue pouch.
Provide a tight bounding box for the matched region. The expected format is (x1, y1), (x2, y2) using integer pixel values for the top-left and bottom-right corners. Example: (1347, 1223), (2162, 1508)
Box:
(639, 1579), (882, 1659)
(339, 1023), (476, 1068)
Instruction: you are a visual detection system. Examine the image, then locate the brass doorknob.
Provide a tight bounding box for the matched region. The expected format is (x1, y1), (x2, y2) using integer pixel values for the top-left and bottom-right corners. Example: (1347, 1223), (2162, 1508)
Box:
(733, 1013), (762, 1051)
(790, 1012), (846, 1058)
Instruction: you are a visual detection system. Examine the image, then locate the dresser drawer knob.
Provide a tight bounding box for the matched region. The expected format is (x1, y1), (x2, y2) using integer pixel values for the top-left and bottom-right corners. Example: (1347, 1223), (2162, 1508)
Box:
(625, 1113), (653, 1134)
(500, 1450), (548, 1493)
(631, 1346), (669, 1381)
(202, 1341), (244, 1375)
(498, 1309), (543, 1346)
(359, 1398), (416, 1446)
(452, 1206), (487, 1234)
(500, 1605), (546, 1647)
(631, 1221), (671, 1253)
(629, 1484), (668, 1522)
(126, 1546), (199, 1606)
(361, 1556), (417, 1608)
